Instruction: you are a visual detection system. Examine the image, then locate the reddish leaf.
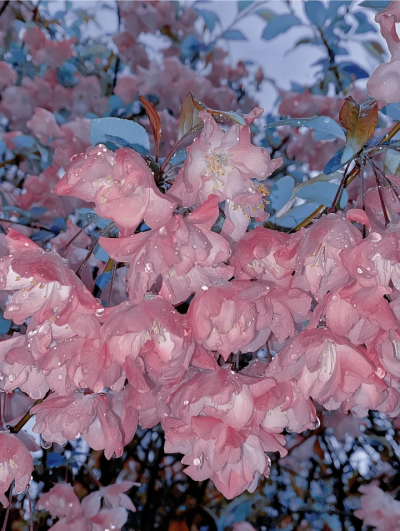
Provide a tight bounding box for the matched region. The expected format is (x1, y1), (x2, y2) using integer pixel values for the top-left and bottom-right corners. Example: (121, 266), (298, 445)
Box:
(177, 93), (203, 141)
(139, 95), (162, 162)
(313, 437), (325, 460)
(191, 93), (247, 127)
(339, 96), (378, 163)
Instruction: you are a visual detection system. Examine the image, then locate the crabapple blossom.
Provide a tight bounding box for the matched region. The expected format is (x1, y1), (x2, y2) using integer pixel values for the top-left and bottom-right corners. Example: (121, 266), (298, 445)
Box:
(100, 297), (194, 387)
(230, 226), (299, 286)
(55, 146), (176, 236)
(163, 367), (287, 499)
(32, 387), (138, 459)
(291, 212), (362, 300)
(187, 280), (311, 359)
(167, 108), (282, 241)
(355, 483), (400, 531)
(367, 2), (400, 106)
(100, 194), (234, 304)
(0, 229), (102, 325)
(0, 432), (33, 506)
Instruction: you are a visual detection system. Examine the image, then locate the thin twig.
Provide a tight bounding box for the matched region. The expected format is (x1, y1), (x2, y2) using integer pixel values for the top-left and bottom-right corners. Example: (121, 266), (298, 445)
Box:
(292, 119), (400, 231)
(370, 160), (390, 227)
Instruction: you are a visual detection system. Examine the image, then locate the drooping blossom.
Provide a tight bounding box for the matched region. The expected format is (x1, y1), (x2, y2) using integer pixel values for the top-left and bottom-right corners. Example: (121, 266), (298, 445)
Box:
(355, 482), (400, 531)
(100, 297), (194, 387)
(113, 32), (149, 70)
(0, 432), (33, 506)
(168, 108), (282, 241)
(23, 25), (76, 68)
(163, 367), (287, 499)
(340, 230), (399, 313)
(55, 146), (176, 236)
(267, 329), (379, 413)
(367, 1), (400, 106)
(187, 280), (311, 360)
(291, 212), (362, 301)
(37, 483), (89, 531)
(278, 88), (341, 119)
(242, 360), (317, 433)
(0, 61), (17, 92)
(0, 229), (102, 325)
(81, 482), (137, 531)
(230, 226), (300, 286)
(100, 195), (234, 304)
(31, 386), (138, 459)
(308, 289), (397, 351)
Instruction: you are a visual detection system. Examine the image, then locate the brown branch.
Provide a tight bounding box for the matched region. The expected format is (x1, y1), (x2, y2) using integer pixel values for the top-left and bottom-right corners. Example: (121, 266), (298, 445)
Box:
(292, 119), (400, 232)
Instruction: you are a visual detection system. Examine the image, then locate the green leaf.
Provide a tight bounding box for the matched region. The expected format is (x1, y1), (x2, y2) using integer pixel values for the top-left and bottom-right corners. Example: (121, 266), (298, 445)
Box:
(90, 117), (150, 154)
(267, 116), (346, 141)
(262, 14), (302, 40)
(238, 0), (253, 11)
(297, 181), (348, 208)
(222, 29), (247, 40)
(363, 40), (385, 59)
(257, 9), (275, 22)
(359, 0), (391, 9)
(304, 1), (327, 27)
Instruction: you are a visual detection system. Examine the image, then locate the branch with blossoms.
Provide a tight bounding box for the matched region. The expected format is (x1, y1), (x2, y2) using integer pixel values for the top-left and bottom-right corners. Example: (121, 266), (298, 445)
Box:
(4, 1), (400, 530)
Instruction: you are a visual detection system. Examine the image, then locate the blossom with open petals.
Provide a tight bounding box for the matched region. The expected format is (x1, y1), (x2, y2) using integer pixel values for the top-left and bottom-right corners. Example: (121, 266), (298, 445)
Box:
(0, 432), (33, 506)
(100, 195), (234, 304)
(55, 146), (176, 236)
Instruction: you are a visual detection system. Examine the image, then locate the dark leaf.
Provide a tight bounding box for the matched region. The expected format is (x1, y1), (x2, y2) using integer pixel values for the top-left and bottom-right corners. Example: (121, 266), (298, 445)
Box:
(222, 29), (247, 40)
(139, 95), (162, 161)
(261, 14), (302, 40)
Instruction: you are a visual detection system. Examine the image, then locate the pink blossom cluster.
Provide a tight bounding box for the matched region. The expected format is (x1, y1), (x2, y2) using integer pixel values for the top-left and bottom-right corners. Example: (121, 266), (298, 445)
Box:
(36, 481), (137, 531)
(2, 102), (400, 506)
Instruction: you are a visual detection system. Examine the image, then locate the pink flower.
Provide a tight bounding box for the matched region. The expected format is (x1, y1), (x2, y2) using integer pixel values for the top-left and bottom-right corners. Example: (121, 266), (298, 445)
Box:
(100, 195), (234, 304)
(168, 108), (282, 241)
(37, 312), (123, 395)
(113, 32), (149, 70)
(26, 106), (63, 141)
(37, 483), (84, 522)
(187, 280), (311, 360)
(367, 2), (400, 106)
(230, 226), (299, 286)
(164, 367), (286, 499)
(0, 432), (33, 506)
(23, 26), (76, 68)
(278, 88), (341, 119)
(81, 481), (137, 531)
(286, 130), (342, 171)
(37, 483), (90, 531)
(55, 146), (176, 236)
(114, 76), (137, 105)
(340, 231), (399, 312)
(71, 74), (108, 117)
(0, 229), (102, 325)
(17, 171), (67, 224)
(233, 524), (257, 531)
(242, 360), (317, 433)
(355, 482), (400, 531)
(291, 212), (362, 301)
(0, 61), (17, 92)
(32, 386), (138, 458)
(118, 1), (177, 39)
(0, 333), (49, 399)
(308, 290), (397, 351)
(267, 329), (377, 412)
(101, 297), (194, 387)
(51, 117), (91, 172)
